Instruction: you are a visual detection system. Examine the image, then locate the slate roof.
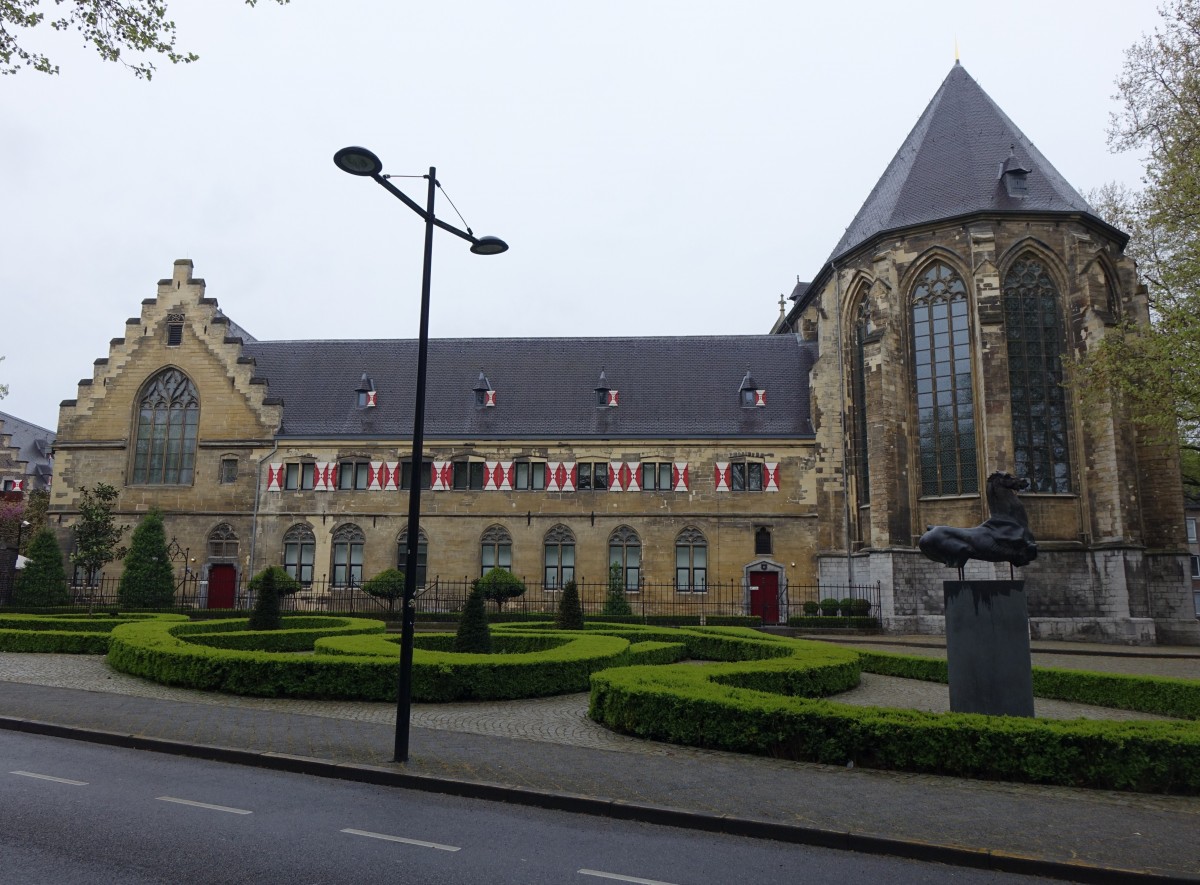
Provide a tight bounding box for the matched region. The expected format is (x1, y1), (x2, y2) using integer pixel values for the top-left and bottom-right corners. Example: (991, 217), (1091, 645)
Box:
(794, 62), (1122, 310)
(0, 411), (55, 478)
(241, 335), (816, 441)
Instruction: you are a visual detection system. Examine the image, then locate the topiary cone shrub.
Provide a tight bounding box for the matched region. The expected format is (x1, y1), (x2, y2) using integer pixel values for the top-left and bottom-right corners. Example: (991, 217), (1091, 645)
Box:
(555, 579), (584, 630)
(247, 566), (282, 630)
(13, 528), (70, 607)
(455, 586), (492, 653)
(601, 562), (634, 617)
(118, 510), (175, 609)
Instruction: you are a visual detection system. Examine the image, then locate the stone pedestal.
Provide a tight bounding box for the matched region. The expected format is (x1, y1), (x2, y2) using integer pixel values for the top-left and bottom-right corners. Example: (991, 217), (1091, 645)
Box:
(943, 580), (1034, 717)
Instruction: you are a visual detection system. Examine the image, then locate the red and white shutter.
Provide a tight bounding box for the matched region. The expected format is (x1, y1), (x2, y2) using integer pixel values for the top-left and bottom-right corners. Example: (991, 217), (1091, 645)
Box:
(12, 478), (25, 492)
(764, 462), (780, 492)
(607, 390), (619, 407)
(366, 390), (377, 408)
(624, 461), (641, 492)
(484, 390), (497, 407)
(673, 462), (689, 492)
(430, 460), (450, 491)
(609, 461), (626, 492)
(755, 389), (767, 407)
(313, 462), (332, 491)
(386, 462), (401, 490)
(714, 462), (731, 492)
(483, 461), (512, 490)
(368, 461), (384, 491)
(545, 462), (576, 492)
(267, 464), (284, 491)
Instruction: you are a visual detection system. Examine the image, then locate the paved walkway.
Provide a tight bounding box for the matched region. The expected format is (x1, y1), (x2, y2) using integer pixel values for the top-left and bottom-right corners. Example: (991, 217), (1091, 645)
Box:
(1, 636), (1198, 881)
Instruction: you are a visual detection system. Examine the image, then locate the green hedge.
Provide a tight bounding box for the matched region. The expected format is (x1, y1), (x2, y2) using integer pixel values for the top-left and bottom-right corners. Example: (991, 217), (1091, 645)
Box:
(0, 613), (189, 653)
(786, 616), (881, 629)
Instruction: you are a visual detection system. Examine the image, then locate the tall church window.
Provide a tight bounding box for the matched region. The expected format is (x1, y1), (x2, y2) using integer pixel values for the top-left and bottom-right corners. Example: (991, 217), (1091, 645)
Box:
(675, 527), (707, 592)
(132, 368), (199, 485)
(1003, 256), (1072, 493)
(912, 262), (977, 496)
(331, 523), (365, 587)
(480, 524), (512, 576)
(543, 524), (576, 589)
(852, 294), (873, 506)
(283, 524), (315, 585)
(397, 528), (428, 589)
(607, 525), (641, 591)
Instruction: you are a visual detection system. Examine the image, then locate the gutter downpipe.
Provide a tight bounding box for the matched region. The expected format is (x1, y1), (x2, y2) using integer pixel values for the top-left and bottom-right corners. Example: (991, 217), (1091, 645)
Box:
(833, 261), (856, 588)
(247, 431), (282, 592)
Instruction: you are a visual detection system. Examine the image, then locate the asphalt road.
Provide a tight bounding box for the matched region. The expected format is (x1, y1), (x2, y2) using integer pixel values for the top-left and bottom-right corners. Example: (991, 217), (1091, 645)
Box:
(0, 731), (1048, 885)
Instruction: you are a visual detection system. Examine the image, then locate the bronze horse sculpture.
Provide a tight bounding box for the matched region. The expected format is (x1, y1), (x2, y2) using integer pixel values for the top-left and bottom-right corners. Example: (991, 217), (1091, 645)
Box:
(918, 472), (1037, 575)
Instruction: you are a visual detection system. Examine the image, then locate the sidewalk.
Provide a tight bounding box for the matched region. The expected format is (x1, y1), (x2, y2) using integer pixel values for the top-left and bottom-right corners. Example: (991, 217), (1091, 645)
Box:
(0, 639), (1197, 882)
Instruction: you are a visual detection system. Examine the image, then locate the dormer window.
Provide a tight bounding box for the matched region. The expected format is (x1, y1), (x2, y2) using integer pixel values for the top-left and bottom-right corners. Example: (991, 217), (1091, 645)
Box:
(355, 372), (376, 408)
(595, 369), (618, 407)
(473, 371), (495, 408)
(1000, 147), (1031, 198)
(739, 370), (765, 407)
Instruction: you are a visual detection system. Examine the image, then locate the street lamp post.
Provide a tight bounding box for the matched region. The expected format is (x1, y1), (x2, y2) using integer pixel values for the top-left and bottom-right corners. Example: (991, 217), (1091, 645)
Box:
(333, 146), (507, 763)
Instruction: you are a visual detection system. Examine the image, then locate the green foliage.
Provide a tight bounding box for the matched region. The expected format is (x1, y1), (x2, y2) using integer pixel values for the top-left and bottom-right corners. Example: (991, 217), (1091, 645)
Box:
(555, 579), (584, 629)
(455, 587), (492, 653)
(13, 528), (69, 606)
(0, 612), (186, 652)
(474, 567), (527, 611)
(602, 562), (634, 616)
(118, 510), (175, 608)
(247, 565), (301, 596)
(819, 597), (840, 616)
(0, 0), (290, 79)
(361, 567), (405, 613)
(70, 483), (126, 585)
(786, 616), (881, 629)
(247, 566), (282, 630)
(1074, 3), (1200, 476)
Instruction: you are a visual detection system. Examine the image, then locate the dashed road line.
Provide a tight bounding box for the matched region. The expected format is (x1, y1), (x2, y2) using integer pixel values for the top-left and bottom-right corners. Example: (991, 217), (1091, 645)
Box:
(10, 770), (88, 786)
(155, 796), (252, 814)
(341, 828), (461, 852)
(579, 870), (678, 885)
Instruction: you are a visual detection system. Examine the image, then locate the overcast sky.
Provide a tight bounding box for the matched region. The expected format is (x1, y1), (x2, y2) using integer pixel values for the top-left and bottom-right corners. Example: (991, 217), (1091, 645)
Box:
(0, 1), (1165, 432)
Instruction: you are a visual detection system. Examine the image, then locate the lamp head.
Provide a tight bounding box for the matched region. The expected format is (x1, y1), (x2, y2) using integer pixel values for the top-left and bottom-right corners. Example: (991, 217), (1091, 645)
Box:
(333, 146), (383, 177)
(470, 235), (509, 256)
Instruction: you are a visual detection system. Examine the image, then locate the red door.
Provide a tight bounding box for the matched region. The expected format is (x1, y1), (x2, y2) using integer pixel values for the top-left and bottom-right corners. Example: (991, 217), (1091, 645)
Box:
(208, 565), (237, 609)
(749, 572), (780, 624)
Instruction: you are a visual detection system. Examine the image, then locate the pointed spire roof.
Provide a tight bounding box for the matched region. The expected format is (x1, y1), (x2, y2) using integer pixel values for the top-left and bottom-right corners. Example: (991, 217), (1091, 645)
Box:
(824, 62), (1101, 265)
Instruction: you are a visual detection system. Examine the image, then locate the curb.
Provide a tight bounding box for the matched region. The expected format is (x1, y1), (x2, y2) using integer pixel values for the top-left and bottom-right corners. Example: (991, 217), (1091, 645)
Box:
(1, 714), (1194, 884)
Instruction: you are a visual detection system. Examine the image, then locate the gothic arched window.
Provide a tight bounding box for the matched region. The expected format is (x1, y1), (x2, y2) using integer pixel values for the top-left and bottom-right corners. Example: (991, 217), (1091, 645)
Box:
(331, 523), (365, 587)
(397, 527), (428, 588)
(1003, 255), (1072, 493)
(912, 262), (977, 496)
(543, 524), (576, 589)
(607, 525), (641, 591)
(283, 523), (315, 585)
(675, 527), (707, 592)
(852, 293), (873, 506)
(132, 368), (199, 485)
(207, 523), (238, 560)
(480, 524), (512, 576)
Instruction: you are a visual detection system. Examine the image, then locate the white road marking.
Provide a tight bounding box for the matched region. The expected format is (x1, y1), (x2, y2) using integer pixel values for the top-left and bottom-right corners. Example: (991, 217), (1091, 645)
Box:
(155, 796), (252, 815)
(579, 871), (679, 885)
(10, 770), (88, 786)
(341, 828), (461, 852)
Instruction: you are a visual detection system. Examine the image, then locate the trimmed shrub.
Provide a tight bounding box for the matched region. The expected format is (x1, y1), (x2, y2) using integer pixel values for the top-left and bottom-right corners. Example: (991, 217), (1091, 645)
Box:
(362, 568), (405, 614)
(247, 567), (282, 630)
(786, 616), (881, 630)
(13, 528), (70, 607)
(476, 567), (527, 612)
(802, 600), (820, 616)
(819, 597), (840, 616)
(555, 579), (584, 630)
(602, 562), (634, 617)
(118, 511), (175, 608)
(455, 587), (492, 653)
(0, 612), (188, 653)
(248, 565), (302, 597)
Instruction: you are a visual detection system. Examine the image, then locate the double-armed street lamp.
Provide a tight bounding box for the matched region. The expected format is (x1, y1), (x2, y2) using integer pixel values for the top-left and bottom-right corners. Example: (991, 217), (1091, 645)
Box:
(333, 146), (508, 763)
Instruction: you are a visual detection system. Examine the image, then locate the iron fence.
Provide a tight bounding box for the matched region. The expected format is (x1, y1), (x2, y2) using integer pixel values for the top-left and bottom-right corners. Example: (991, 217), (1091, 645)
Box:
(14, 575), (880, 625)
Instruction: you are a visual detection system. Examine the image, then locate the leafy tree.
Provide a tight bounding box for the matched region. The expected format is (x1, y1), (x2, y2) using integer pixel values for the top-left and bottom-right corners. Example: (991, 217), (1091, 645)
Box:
(475, 567), (526, 612)
(454, 586), (491, 653)
(70, 483), (127, 585)
(118, 510), (174, 607)
(1076, 2), (1200, 490)
(13, 527), (69, 606)
(247, 564), (300, 597)
(362, 567), (406, 615)
(601, 561), (633, 617)
(0, 0), (289, 79)
(555, 579), (584, 630)
(247, 565), (282, 630)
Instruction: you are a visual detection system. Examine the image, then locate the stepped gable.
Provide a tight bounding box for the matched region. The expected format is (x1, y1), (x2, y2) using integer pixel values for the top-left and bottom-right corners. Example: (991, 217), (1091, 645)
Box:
(795, 62), (1121, 308)
(241, 335), (816, 440)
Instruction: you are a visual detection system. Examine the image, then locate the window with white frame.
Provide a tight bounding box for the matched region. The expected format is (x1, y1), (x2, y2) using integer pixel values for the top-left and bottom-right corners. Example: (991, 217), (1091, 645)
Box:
(338, 460), (371, 491)
(1188, 518), (1197, 544)
(1191, 555), (1200, 579)
(284, 462), (316, 491)
(641, 462), (673, 491)
(513, 460), (546, 490)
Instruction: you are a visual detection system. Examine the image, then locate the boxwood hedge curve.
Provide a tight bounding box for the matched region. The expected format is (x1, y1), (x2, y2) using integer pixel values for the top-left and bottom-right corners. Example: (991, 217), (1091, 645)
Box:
(7, 613), (1200, 792)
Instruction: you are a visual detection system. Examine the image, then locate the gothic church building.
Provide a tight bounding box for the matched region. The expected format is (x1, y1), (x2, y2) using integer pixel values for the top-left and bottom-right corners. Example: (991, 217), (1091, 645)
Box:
(50, 63), (1200, 644)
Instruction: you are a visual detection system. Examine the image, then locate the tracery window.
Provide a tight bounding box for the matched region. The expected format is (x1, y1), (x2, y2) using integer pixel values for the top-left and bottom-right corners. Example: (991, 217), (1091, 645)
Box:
(331, 523), (365, 587)
(675, 527), (708, 592)
(607, 525), (641, 591)
(852, 293), (872, 506)
(480, 524), (512, 576)
(207, 523), (239, 560)
(397, 527), (428, 589)
(283, 524), (315, 585)
(543, 524), (576, 589)
(1003, 256), (1072, 493)
(912, 262), (977, 496)
(132, 368), (199, 485)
